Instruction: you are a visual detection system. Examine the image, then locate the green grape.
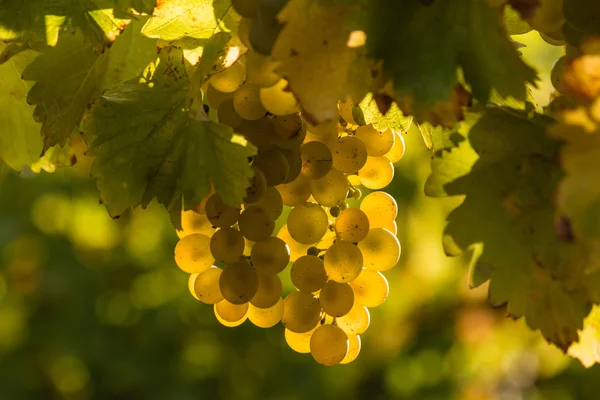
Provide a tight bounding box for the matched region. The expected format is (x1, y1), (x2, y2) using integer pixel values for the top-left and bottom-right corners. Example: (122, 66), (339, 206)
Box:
(300, 141), (333, 179)
(564, 0), (600, 33)
(237, 17), (252, 48)
(307, 247), (320, 257)
(238, 207), (274, 241)
(355, 124), (394, 157)
(310, 324), (349, 366)
(329, 206), (340, 218)
(277, 225), (312, 262)
(385, 130), (406, 163)
(526, 0), (565, 33)
(244, 166), (267, 204)
(550, 56), (569, 93)
(174, 233), (214, 273)
(206, 84), (233, 110)
(218, 98), (244, 129)
(319, 280), (354, 317)
(237, 117), (277, 150)
(358, 156), (394, 189)
(281, 291), (322, 333)
(291, 255), (327, 293)
(209, 60), (246, 93)
(285, 326), (318, 353)
(248, 298), (283, 328)
(249, 0), (286, 55)
(332, 136), (368, 174)
(253, 148), (290, 186)
(311, 169), (349, 207)
(324, 241), (363, 282)
(349, 268), (389, 308)
(337, 304), (370, 335)
(287, 202), (329, 244)
(338, 99), (356, 124)
(339, 202), (348, 211)
(335, 208), (370, 242)
(358, 228), (401, 271)
(280, 148), (302, 183)
(273, 114), (307, 149)
(210, 227), (245, 264)
(231, 0), (259, 18)
(219, 259), (259, 304)
(177, 209), (215, 238)
(246, 50), (281, 88)
(260, 79), (299, 115)
(360, 191), (398, 230)
(251, 236), (290, 274)
(214, 300), (248, 327)
(245, 186), (283, 220)
(250, 273), (282, 308)
(340, 335), (361, 364)
(205, 193), (241, 228)
(277, 174), (312, 206)
(191, 266), (224, 304)
(233, 83), (267, 120)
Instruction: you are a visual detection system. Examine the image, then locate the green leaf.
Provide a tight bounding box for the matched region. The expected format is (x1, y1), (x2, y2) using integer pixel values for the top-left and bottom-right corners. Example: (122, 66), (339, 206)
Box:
(0, 43), (42, 170)
(367, 0), (537, 117)
(359, 93), (413, 133)
(569, 305), (600, 368)
(82, 47), (256, 225)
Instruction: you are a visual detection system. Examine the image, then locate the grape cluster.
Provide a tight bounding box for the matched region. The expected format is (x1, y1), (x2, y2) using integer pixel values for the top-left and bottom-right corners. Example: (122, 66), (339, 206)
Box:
(173, 1), (406, 366)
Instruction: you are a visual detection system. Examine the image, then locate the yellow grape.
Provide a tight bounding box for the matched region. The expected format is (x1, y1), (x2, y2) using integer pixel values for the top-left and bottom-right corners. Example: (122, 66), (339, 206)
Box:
(260, 79), (299, 116)
(191, 266), (224, 304)
(188, 273), (200, 300)
(355, 124), (394, 157)
(233, 83), (267, 120)
(305, 124), (339, 149)
(311, 169), (349, 207)
(360, 191), (398, 229)
(219, 259), (259, 304)
(250, 273), (282, 308)
(205, 193), (241, 228)
(347, 173), (361, 187)
(245, 186), (283, 221)
(285, 326), (318, 353)
(337, 304), (370, 335)
(340, 335), (361, 364)
(319, 281), (355, 317)
(244, 165), (267, 204)
(206, 84), (233, 110)
(324, 241), (363, 282)
(174, 233), (214, 273)
(214, 300), (248, 327)
(358, 228), (401, 271)
(306, 117), (338, 138)
(280, 148), (302, 184)
(217, 98), (244, 129)
(253, 148), (290, 187)
(277, 225), (312, 262)
(358, 156), (394, 189)
(349, 268), (389, 308)
(300, 141), (333, 179)
(273, 114), (306, 149)
(526, 0), (565, 33)
(287, 202), (329, 244)
(290, 255), (328, 293)
(277, 174), (312, 206)
(550, 56), (569, 93)
(331, 136), (368, 174)
(248, 298), (283, 328)
(310, 324), (349, 366)
(237, 117), (277, 150)
(210, 227), (245, 264)
(282, 291), (322, 333)
(250, 236), (290, 274)
(385, 130), (406, 163)
(246, 50), (280, 88)
(176, 209), (215, 238)
(209, 60), (246, 93)
(335, 208), (370, 242)
(238, 207), (274, 242)
(383, 220), (397, 235)
(338, 99), (356, 124)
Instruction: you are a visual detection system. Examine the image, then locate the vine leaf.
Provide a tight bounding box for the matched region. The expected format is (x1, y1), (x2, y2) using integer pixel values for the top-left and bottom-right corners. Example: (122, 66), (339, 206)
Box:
(426, 107), (597, 351)
(82, 48), (256, 227)
(359, 93), (413, 133)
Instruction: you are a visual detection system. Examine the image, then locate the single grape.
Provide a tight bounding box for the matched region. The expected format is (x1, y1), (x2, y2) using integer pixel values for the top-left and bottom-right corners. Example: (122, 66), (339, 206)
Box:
(329, 206), (340, 218)
(360, 191), (398, 230)
(285, 325), (318, 353)
(188, 273), (200, 300)
(205, 193), (241, 228)
(209, 60), (246, 93)
(358, 156), (394, 189)
(287, 202), (329, 244)
(277, 225), (312, 262)
(385, 130), (406, 163)
(245, 186), (283, 221)
(337, 304), (370, 335)
(218, 98), (244, 129)
(277, 174), (312, 206)
(214, 300), (248, 327)
(310, 324), (349, 366)
(352, 187), (362, 200)
(331, 136), (368, 174)
(311, 169), (349, 207)
(238, 207), (274, 242)
(526, 0), (565, 33)
(319, 280), (354, 317)
(306, 117), (338, 137)
(291, 255), (328, 293)
(349, 268), (389, 308)
(248, 298), (283, 328)
(251, 236), (290, 274)
(273, 114), (306, 149)
(324, 241), (363, 283)
(358, 228), (401, 271)
(550, 56), (569, 93)
(246, 50), (281, 88)
(335, 208), (370, 242)
(279, 147), (302, 184)
(339, 202), (348, 211)
(191, 266), (224, 304)
(252, 148), (290, 186)
(355, 124), (394, 157)
(307, 247), (320, 256)
(174, 233), (214, 273)
(305, 123), (339, 149)
(210, 227), (245, 264)
(177, 209), (215, 238)
(260, 79), (299, 115)
(206, 84), (233, 110)
(237, 117), (277, 150)
(338, 99), (356, 124)
(250, 273), (282, 308)
(300, 141), (333, 179)
(233, 83), (267, 120)
(219, 259), (259, 304)
(281, 291), (322, 333)
(340, 335), (361, 364)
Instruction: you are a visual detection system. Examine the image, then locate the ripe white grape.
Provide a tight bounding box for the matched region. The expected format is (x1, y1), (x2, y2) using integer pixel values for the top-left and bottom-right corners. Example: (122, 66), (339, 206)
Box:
(358, 156), (394, 189)
(191, 266), (224, 304)
(310, 324), (349, 366)
(282, 291), (322, 333)
(205, 193), (241, 228)
(260, 79), (299, 115)
(340, 335), (361, 364)
(324, 241), (363, 282)
(177, 209), (215, 238)
(287, 202), (329, 244)
(355, 124), (394, 157)
(338, 99), (356, 124)
(174, 233), (214, 273)
(319, 280), (355, 317)
(311, 169), (349, 207)
(244, 165), (267, 204)
(188, 273), (200, 300)
(245, 186), (283, 221)
(248, 298), (283, 328)
(210, 227), (244, 264)
(335, 208), (370, 242)
(206, 84), (233, 110)
(526, 0), (565, 33)
(280, 148), (302, 183)
(285, 325), (318, 353)
(360, 191), (398, 230)
(233, 83), (267, 120)
(331, 136), (368, 174)
(238, 207), (274, 242)
(250, 273), (282, 308)
(219, 259), (259, 304)
(250, 236), (290, 274)
(277, 225), (312, 262)
(337, 304), (370, 335)
(237, 117), (277, 150)
(217, 98), (244, 128)
(290, 255), (327, 293)
(300, 141), (333, 179)
(305, 122), (339, 149)
(277, 174), (312, 206)
(246, 50), (280, 88)
(306, 117), (338, 137)
(214, 300), (248, 327)
(550, 56), (569, 93)
(253, 148), (290, 186)
(273, 114), (306, 149)
(209, 60), (246, 93)
(349, 268), (389, 308)
(358, 228), (401, 271)
(385, 130), (406, 163)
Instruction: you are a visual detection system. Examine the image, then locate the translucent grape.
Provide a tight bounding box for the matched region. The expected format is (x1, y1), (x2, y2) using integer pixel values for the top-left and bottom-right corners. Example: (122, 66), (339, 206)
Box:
(329, 206), (340, 218)
(210, 227), (245, 264)
(218, 98), (244, 128)
(310, 324), (349, 366)
(280, 148), (302, 183)
(191, 266), (224, 304)
(317, 226), (336, 249)
(340, 335), (361, 364)
(260, 79), (299, 115)
(219, 259), (259, 304)
(324, 241), (363, 283)
(233, 83), (267, 120)
(287, 202), (328, 244)
(337, 304), (370, 335)
(331, 136), (368, 174)
(251, 236), (290, 274)
(214, 300), (248, 327)
(174, 233), (214, 273)
(338, 99), (356, 124)
(305, 123), (339, 149)
(245, 186), (283, 221)
(238, 207), (274, 242)
(319, 281), (354, 317)
(358, 228), (401, 271)
(358, 156), (394, 189)
(177, 209), (215, 238)
(355, 124), (394, 157)
(188, 273), (200, 300)
(285, 326), (318, 353)
(248, 298), (283, 328)
(290, 255), (327, 292)
(306, 117), (338, 137)
(253, 148), (290, 186)
(237, 117), (277, 150)
(277, 174), (312, 206)
(277, 225), (312, 262)
(231, 0), (259, 18)
(385, 130), (406, 163)
(250, 273), (282, 308)
(246, 50), (280, 88)
(300, 141), (333, 179)
(550, 56), (569, 93)
(349, 268), (389, 307)
(311, 169), (349, 207)
(205, 193), (241, 228)
(335, 208), (370, 242)
(281, 291), (322, 333)
(209, 60), (246, 93)
(360, 191), (398, 230)
(206, 84), (233, 110)
(273, 114), (306, 149)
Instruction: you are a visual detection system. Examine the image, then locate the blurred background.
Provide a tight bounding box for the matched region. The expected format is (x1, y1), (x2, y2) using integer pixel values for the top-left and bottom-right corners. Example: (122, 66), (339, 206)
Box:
(1, 32), (598, 400)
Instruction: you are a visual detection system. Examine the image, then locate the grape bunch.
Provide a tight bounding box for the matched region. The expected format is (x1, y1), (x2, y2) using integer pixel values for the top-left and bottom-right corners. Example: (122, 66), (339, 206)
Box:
(172, 2), (406, 366)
